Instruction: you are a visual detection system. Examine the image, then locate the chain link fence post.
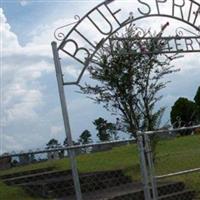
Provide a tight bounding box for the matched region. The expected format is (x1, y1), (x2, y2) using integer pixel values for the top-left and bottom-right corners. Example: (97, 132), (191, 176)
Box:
(137, 131), (158, 200)
(137, 131), (152, 200)
(144, 133), (158, 200)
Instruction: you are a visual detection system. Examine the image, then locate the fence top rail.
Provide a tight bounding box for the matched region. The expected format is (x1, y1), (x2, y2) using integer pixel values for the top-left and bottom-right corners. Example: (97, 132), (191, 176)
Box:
(138, 124), (200, 136)
(1, 124), (200, 159)
(156, 167), (200, 179)
(0, 138), (136, 159)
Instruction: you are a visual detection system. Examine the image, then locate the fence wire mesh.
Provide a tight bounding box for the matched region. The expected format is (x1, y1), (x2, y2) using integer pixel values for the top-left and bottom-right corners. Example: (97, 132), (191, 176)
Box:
(0, 140), (143, 200)
(150, 127), (200, 200)
(0, 128), (200, 200)
(143, 126), (200, 200)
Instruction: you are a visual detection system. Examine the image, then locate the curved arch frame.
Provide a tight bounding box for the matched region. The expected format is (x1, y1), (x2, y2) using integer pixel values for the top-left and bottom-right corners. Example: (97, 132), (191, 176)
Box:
(54, 0), (200, 85)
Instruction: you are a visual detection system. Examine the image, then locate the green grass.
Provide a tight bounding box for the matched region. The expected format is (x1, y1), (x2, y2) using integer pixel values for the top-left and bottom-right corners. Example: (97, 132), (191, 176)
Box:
(0, 135), (200, 199)
(0, 144), (139, 177)
(0, 182), (45, 200)
(155, 135), (200, 175)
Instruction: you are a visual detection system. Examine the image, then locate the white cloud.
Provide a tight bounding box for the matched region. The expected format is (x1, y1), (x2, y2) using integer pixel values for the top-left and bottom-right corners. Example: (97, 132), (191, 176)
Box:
(50, 125), (63, 138)
(3, 135), (23, 152)
(1, 7), (91, 152)
(5, 89), (43, 123)
(1, 8), (56, 152)
(1, 1), (200, 153)
(63, 65), (81, 78)
(19, 0), (31, 7)
(1, 8), (54, 124)
(0, 8), (20, 51)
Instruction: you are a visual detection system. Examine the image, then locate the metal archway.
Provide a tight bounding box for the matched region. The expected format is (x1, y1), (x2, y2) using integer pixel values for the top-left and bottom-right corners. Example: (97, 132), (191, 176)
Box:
(51, 1), (200, 199)
(54, 0), (200, 85)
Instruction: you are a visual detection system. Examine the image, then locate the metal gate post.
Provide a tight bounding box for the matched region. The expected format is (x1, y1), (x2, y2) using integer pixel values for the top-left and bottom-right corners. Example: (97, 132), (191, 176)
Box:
(144, 134), (158, 200)
(137, 131), (152, 200)
(51, 41), (82, 200)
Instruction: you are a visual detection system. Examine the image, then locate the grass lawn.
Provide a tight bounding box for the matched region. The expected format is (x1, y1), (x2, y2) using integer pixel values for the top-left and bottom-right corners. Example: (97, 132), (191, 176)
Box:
(0, 134), (200, 199)
(0, 182), (45, 200)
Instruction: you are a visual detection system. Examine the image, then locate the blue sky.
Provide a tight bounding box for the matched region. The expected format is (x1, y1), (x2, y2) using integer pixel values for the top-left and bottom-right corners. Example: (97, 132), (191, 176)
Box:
(1, 0), (200, 154)
(2, 1), (100, 44)
(1, 0), (111, 153)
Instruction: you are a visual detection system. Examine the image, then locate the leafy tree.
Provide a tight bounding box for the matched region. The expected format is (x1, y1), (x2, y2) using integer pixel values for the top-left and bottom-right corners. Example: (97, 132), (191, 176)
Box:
(46, 139), (64, 159)
(194, 86), (200, 107)
(46, 138), (60, 149)
(93, 117), (113, 142)
(80, 22), (179, 137)
(170, 97), (198, 135)
(78, 130), (92, 153)
(79, 130), (92, 144)
(107, 122), (119, 140)
(194, 86), (200, 120)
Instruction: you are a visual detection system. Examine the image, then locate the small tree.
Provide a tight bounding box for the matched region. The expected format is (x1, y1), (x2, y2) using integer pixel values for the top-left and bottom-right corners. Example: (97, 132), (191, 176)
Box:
(107, 122), (118, 140)
(79, 130), (92, 144)
(194, 86), (200, 120)
(46, 138), (60, 149)
(78, 130), (92, 153)
(194, 86), (200, 107)
(81, 22), (179, 138)
(46, 139), (62, 160)
(93, 117), (112, 142)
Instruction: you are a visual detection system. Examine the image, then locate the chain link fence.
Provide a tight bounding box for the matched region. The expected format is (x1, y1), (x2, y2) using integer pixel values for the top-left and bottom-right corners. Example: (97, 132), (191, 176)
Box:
(0, 139), (142, 200)
(142, 125), (200, 200)
(155, 136), (200, 200)
(0, 126), (200, 200)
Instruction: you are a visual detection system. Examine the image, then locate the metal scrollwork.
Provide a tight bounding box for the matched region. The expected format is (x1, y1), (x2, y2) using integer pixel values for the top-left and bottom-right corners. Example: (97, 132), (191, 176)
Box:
(110, 26), (146, 47)
(54, 15), (81, 41)
(176, 27), (200, 37)
(134, 27), (146, 37)
(52, 0), (200, 85)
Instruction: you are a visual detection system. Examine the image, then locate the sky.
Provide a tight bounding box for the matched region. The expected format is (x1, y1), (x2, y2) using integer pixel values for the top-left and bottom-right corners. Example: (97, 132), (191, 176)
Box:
(1, 0), (200, 154)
